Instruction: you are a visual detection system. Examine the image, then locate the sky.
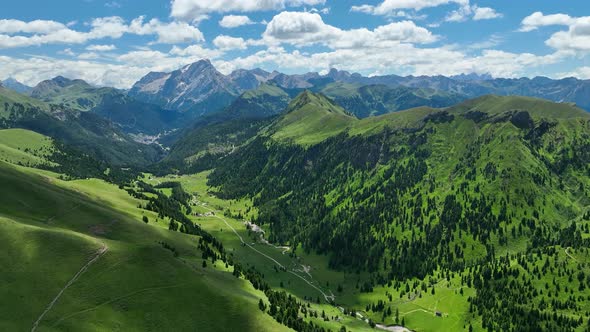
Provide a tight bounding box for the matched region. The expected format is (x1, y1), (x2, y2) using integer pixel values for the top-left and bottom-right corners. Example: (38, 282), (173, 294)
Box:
(0, 0), (589, 88)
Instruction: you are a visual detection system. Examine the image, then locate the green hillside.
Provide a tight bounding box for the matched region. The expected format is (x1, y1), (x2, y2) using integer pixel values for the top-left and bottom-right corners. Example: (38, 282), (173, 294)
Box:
(0, 128), (55, 166)
(0, 161), (291, 332)
(317, 82), (464, 118)
(29, 77), (183, 135)
(271, 91), (356, 145)
(209, 94), (590, 331)
(0, 86), (49, 117)
(233, 83), (291, 118)
(0, 87), (163, 166)
(31, 77), (110, 112)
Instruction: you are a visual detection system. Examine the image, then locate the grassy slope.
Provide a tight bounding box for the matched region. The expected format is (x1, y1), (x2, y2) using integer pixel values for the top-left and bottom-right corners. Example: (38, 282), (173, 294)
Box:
(271, 91), (356, 145)
(31, 80), (111, 112)
(0, 128), (55, 166)
(449, 94), (589, 119)
(0, 86), (49, 117)
(0, 161), (289, 332)
(0, 88), (163, 166)
(272, 94), (590, 146)
(318, 82), (463, 118)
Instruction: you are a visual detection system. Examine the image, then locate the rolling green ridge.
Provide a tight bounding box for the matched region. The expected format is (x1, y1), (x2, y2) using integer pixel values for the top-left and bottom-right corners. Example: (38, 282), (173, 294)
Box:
(270, 91), (356, 145)
(317, 82), (465, 118)
(0, 86), (163, 166)
(0, 128), (55, 166)
(30, 77), (184, 135)
(208, 92), (590, 330)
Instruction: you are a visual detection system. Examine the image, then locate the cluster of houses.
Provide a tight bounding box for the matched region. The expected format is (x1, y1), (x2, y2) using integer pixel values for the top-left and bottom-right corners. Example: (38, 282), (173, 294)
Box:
(194, 211), (215, 217)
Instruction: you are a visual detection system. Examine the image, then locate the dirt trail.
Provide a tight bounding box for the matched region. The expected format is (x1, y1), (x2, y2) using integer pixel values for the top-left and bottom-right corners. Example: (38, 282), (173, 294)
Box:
(202, 204), (335, 302)
(46, 204), (80, 224)
(31, 243), (108, 332)
(565, 247), (578, 262)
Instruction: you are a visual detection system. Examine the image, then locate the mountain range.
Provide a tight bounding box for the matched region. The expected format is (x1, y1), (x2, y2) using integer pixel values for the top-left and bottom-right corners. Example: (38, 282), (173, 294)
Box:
(126, 60), (590, 122)
(2, 60), (590, 332)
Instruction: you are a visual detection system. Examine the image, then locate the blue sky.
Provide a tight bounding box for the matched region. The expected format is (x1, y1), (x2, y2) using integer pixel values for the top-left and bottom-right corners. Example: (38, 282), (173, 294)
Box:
(1, 0), (589, 88)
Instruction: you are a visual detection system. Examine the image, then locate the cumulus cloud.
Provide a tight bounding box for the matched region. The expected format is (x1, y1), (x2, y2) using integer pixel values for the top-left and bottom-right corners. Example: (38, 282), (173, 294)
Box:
(219, 15), (255, 28)
(444, 4), (502, 22)
(78, 52), (100, 60)
(0, 55), (149, 88)
(0, 16), (204, 49)
(519, 12), (575, 32)
(520, 12), (590, 52)
(86, 44), (117, 51)
(473, 7), (502, 20)
(263, 11), (437, 48)
(128, 17), (204, 44)
(212, 42), (568, 80)
(171, 0), (326, 21)
(353, 1), (501, 23)
(0, 19), (67, 34)
(558, 66), (590, 79)
(1, 40), (573, 90)
(213, 35), (248, 50)
(169, 44), (223, 58)
(351, 0), (468, 15)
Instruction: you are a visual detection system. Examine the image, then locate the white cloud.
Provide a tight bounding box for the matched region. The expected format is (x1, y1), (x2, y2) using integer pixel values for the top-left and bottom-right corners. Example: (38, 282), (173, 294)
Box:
(171, 0), (326, 21)
(169, 45), (223, 58)
(219, 15), (255, 28)
(0, 19), (67, 34)
(444, 4), (472, 22)
(445, 4), (502, 22)
(213, 39), (569, 80)
(128, 16), (204, 44)
(87, 16), (128, 39)
(213, 35), (248, 50)
(0, 41), (575, 91)
(0, 55), (149, 88)
(58, 48), (76, 56)
(373, 21), (438, 44)
(558, 66), (590, 79)
(520, 13), (590, 52)
(0, 16), (204, 49)
(353, 1), (501, 23)
(473, 7), (502, 20)
(78, 52), (100, 60)
(520, 12), (575, 32)
(263, 11), (437, 48)
(86, 44), (117, 51)
(351, 0), (468, 15)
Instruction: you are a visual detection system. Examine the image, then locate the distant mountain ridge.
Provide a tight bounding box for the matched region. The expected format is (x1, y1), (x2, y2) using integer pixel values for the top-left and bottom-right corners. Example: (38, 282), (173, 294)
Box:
(30, 76), (184, 135)
(128, 59), (590, 117)
(0, 85), (163, 165)
(129, 59), (247, 116)
(1, 77), (32, 94)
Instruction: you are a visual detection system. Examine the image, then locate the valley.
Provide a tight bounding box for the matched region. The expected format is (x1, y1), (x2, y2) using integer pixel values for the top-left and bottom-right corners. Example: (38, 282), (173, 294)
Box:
(1, 58), (590, 332)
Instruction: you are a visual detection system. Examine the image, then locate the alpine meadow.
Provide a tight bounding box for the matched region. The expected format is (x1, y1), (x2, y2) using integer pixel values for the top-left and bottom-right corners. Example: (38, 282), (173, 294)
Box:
(2, 1), (590, 332)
